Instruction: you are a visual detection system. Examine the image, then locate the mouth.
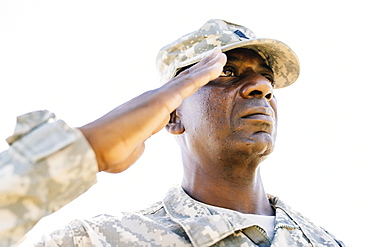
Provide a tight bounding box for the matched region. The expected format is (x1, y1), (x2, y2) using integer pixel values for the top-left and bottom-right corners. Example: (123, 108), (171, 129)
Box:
(240, 107), (275, 123)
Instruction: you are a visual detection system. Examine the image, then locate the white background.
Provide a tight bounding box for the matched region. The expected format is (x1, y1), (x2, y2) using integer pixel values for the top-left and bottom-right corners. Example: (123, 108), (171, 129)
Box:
(0, 0), (368, 246)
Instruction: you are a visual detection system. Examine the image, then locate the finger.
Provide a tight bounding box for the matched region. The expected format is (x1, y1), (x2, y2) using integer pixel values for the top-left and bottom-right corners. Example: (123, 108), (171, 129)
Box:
(192, 51), (227, 82)
(151, 51), (225, 117)
(194, 47), (223, 66)
(169, 51), (226, 96)
(169, 51), (226, 88)
(179, 48), (224, 79)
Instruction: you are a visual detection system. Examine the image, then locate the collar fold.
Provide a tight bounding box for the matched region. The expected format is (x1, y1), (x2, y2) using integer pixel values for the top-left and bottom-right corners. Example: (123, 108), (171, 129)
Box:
(163, 186), (285, 247)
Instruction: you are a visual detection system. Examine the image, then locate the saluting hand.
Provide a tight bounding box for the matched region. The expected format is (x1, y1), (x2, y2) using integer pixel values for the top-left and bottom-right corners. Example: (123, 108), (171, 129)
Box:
(79, 48), (226, 173)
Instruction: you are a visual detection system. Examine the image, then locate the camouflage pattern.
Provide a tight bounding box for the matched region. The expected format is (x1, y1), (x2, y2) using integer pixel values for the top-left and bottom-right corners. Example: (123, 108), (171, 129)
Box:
(35, 185), (346, 246)
(0, 111), (345, 247)
(156, 19), (300, 89)
(0, 110), (98, 247)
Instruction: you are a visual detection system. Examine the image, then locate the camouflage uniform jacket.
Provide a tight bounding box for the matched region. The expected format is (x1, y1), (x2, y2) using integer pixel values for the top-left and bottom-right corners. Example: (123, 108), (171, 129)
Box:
(36, 185), (345, 247)
(0, 111), (98, 247)
(0, 111), (345, 247)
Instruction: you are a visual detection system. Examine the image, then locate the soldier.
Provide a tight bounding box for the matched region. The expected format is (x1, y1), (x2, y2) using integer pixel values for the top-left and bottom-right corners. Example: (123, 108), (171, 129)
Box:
(0, 45), (225, 247)
(0, 20), (345, 246)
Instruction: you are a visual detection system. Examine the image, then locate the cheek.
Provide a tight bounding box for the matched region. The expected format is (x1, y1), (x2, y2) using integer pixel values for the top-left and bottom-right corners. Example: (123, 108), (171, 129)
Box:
(271, 98), (278, 121)
(199, 90), (231, 127)
(270, 98), (278, 137)
(181, 88), (230, 131)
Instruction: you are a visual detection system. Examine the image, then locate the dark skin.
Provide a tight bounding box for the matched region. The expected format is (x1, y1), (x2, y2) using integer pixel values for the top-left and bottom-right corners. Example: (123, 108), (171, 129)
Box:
(5, 49), (227, 244)
(167, 48), (277, 216)
(80, 48), (275, 215)
(79, 48), (226, 173)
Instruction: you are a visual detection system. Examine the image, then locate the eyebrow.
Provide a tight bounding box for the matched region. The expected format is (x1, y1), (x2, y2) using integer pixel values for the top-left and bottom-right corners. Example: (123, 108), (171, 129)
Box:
(225, 55), (241, 63)
(260, 63), (273, 72)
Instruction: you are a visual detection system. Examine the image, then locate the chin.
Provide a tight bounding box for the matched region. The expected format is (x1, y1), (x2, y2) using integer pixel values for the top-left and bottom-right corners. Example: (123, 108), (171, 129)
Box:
(249, 132), (275, 156)
(254, 141), (274, 157)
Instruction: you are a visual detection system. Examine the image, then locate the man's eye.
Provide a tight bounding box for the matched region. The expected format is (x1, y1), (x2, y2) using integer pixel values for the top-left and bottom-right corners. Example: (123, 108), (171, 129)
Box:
(262, 73), (274, 84)
(220, 67), (236, 77)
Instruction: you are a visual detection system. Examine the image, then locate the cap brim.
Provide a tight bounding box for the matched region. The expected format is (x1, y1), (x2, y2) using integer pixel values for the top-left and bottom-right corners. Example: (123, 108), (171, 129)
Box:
(176, 38), (300, 89)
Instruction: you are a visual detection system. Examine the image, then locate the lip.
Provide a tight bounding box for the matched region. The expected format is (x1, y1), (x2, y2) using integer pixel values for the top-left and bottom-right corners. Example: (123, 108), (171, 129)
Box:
(240, 107), (275, 122)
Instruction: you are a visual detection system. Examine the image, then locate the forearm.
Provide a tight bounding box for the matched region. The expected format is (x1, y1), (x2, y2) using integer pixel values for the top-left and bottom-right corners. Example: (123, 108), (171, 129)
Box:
(0, 110), (98, 247)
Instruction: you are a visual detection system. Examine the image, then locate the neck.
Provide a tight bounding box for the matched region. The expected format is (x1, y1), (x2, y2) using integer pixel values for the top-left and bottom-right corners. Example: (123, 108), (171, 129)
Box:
(181, 162), (274, 216)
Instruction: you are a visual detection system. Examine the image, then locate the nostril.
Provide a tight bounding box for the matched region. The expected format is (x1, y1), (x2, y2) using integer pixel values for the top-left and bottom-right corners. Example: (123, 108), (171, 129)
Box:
(247, 90), (272, 100)
(249, 90), (263, 97)
(242, 86), (273, 100)
(265, 93), (272, 100)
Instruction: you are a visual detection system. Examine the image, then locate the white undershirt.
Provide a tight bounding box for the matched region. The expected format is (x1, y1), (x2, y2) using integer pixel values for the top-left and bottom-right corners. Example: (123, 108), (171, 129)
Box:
(202, 203), (276, 240)
(240, 213), (276, 240)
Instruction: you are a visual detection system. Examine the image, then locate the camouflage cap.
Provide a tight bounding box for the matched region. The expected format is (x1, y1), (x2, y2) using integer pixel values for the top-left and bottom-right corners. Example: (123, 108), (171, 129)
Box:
(156, 19), (300, 89)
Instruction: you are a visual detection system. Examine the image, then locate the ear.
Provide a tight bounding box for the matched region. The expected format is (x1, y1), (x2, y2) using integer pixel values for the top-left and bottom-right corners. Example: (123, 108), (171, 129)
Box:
(165, 109), (185, 135)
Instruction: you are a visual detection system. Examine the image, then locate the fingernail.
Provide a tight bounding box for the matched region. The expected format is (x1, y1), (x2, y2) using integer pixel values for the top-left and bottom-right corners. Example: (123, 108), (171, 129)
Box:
(212, 47), (221, 53)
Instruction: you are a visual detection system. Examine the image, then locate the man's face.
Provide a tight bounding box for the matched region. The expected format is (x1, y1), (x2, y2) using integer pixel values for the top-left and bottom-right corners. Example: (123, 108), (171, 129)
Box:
(176, 48), (278, 163)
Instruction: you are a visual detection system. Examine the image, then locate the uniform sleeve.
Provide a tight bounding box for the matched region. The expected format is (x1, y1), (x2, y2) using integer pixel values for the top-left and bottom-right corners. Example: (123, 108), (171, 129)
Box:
(0, 110), (99, 247)
(321, 228), (347, 247)
(34, 220), (93, 247)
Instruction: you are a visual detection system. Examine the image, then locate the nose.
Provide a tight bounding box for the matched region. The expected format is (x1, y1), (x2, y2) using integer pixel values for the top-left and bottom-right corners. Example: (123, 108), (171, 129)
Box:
(239, 74), (273, 101)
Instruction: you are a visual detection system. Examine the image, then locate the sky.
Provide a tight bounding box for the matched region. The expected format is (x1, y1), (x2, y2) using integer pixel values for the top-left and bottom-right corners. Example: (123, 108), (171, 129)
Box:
(0, 0), (369, 246)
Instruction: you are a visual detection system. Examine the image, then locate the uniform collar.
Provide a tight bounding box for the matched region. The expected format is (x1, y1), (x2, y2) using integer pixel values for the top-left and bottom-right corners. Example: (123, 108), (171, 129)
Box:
(269, 195), (300, 231)
(162, 186), (298, 247)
